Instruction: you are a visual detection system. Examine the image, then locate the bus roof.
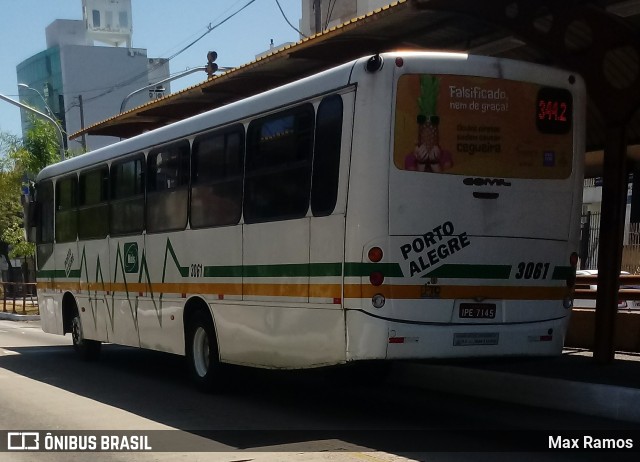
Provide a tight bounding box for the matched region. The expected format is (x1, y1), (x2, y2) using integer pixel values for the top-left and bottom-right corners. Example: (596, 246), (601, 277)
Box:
(37, 58), (360, 182)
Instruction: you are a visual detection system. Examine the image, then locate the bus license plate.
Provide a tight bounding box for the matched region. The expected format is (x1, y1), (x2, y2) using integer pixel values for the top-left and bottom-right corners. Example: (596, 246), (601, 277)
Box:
(459, 303), (496, 319)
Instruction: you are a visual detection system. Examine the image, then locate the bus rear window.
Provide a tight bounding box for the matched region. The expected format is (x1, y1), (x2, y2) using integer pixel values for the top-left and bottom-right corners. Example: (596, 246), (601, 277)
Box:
(393, 74), (573, 179)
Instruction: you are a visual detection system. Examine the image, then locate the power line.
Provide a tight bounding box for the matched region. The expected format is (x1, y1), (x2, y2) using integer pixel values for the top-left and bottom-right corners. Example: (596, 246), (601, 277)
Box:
(274, 0), (307, 38)
(80, 0), (260, 105)
(325, 0), (338, 30)
(166, 0), (259, 62)
(155, 0), (246, 59)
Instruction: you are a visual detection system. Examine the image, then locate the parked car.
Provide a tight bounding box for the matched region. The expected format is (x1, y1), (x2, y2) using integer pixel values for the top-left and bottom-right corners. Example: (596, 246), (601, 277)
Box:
(574, 270), (640, 309)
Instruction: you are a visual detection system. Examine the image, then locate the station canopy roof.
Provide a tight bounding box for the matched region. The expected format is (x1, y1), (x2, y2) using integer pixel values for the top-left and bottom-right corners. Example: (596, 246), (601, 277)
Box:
(71, 0), (640, 176)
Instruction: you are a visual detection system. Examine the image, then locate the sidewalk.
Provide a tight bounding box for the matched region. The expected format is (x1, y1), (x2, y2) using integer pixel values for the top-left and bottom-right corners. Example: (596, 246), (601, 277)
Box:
(0, 299), (40, 321)
(391, 349), (640, 423)
(0, 311), (40, 321)
(1, 308), (639, 423)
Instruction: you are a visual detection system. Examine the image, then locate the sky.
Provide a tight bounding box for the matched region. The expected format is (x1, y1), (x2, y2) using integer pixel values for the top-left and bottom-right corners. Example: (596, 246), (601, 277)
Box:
(0, 0), (303, 139)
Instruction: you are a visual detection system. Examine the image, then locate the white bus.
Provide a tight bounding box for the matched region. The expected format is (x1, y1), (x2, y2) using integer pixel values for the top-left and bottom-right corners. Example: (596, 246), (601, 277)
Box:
(28, 52), (585, 389)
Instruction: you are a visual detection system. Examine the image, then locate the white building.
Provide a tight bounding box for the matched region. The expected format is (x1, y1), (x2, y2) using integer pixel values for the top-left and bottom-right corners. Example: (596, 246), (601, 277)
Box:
(17, 0), (170, 152)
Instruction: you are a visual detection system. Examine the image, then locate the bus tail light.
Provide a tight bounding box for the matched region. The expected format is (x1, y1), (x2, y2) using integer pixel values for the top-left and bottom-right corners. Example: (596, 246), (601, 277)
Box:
(569, 252), (579, 267)
(370, 271), (384, 286)
(368, 247), (383, 263)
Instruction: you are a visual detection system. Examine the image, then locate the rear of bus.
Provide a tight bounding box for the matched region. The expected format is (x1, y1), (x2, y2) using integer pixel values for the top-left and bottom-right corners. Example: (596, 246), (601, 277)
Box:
(345, 52), (584, 360)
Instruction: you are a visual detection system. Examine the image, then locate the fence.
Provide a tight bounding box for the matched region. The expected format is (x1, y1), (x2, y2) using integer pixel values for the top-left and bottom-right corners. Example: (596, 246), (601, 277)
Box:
(580, 212), (600, 270)
(580, 211), (640, 274)
(1, 282), (38, 315)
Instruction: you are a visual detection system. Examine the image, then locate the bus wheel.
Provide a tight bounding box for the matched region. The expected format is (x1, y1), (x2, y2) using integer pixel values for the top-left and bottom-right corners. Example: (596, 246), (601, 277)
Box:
(186, 310), (220, 391)
(71, 309), (101, 360)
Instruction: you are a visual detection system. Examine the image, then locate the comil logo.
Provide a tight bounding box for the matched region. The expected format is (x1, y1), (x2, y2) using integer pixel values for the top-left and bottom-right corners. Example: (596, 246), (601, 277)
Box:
(462, 177), (512, 187)
(7, 432), (39, 451)
(124, 243), (139, 274)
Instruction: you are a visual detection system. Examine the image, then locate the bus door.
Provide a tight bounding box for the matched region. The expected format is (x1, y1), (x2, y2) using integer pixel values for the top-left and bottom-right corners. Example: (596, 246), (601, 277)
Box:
(77, 165), (110, 343)
(138, 140), (191, 354)
(34, 180), (59, 334)
(52, 175), (81, 330)
(107, 233), (144, 348)
(107, 154), (145, 348)
(388, 72), (579, 324)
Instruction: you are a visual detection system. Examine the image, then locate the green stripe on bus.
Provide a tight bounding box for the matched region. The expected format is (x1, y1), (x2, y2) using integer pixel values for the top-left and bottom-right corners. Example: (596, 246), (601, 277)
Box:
(40, 262), (404, 279)
(424, 264), (512, 279)
(246, 263), (337, 278)
(344, 263), (404, 278)
(552, 266), (574, 280)
(203, 266), (244, 278)
(36, 269), (80, 279)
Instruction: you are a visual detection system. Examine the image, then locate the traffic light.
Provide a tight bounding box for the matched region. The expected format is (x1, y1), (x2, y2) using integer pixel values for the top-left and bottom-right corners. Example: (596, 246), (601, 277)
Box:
(206, 51), (218, 77)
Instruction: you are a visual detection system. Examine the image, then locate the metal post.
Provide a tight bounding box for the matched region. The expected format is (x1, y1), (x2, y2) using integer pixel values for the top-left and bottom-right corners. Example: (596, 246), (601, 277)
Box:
(18, 84), (55, 118)
(594, 125), (628, 364)
(21, 283), (26, 315)
(314, 0), (322, 34)
(120, 67), (208, 113)
(78, 95), (87, 151)
(11, 283), (16, 314)
(580, 211), (591, 270)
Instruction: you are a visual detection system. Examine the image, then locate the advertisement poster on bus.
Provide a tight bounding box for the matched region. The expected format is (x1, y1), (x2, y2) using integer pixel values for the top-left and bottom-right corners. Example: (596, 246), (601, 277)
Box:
(394, 74), (574, 179)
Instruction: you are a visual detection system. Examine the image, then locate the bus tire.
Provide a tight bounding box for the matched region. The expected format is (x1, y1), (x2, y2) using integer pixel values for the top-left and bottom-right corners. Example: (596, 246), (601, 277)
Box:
(186, 310), (220, 392)
(70, 308), (101, 360)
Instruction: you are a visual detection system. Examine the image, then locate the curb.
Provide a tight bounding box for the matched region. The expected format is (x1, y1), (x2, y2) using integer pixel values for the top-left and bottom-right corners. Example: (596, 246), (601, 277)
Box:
(390, 362), (640, 423)
(0, 312), (40, 322)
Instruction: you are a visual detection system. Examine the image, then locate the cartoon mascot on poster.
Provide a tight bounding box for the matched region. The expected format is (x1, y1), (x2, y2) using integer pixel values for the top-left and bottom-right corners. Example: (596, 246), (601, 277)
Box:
(405, 75), (453, 172)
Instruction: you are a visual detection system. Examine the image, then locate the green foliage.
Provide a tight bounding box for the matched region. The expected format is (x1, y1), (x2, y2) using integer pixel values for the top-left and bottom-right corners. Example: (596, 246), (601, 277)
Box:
(2, 221), (35, 259)
(0, 149), (28, 261)
(0, 118), (64, 263)
(22, 116), (61, 174)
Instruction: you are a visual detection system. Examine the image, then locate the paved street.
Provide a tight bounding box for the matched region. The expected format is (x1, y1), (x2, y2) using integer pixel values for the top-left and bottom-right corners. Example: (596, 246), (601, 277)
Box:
(0, 320), (638, 461)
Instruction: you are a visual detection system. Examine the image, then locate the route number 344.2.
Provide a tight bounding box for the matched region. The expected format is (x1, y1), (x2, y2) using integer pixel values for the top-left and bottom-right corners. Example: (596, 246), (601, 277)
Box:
(515, 262), (550, 280)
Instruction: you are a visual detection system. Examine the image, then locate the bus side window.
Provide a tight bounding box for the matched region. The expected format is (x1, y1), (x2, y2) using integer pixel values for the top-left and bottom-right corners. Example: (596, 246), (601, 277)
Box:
(78, 165), (109, 240)
(146, 140), (190, 233)
(311, 94), (343, 217)
(110, 154), (145, 236)
(191, 125), (244, 228)
(36, 180), (54, 269)
(55, 175), (78, 243)
(244, 103), (314, 223)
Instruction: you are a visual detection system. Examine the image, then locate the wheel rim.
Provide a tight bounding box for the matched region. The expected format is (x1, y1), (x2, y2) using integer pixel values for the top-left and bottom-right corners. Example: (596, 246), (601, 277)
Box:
(71, 316), (82, 346)
(192, 326), (210, 378)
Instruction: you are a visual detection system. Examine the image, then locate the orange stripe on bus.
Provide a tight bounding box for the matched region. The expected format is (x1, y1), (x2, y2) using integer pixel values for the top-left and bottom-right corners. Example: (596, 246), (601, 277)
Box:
(40, 282), (569, 301)
(345, 284), (570, 300)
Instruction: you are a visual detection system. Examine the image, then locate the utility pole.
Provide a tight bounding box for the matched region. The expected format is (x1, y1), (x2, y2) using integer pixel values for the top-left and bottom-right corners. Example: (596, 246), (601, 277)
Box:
(78, 95), (87, 152)
(314, 0), (322, 34)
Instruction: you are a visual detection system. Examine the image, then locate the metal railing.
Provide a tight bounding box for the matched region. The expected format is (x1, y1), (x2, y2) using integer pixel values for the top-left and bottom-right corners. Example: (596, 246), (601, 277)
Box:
(1, 282), (38, 315)
(574, 274), (640, 302)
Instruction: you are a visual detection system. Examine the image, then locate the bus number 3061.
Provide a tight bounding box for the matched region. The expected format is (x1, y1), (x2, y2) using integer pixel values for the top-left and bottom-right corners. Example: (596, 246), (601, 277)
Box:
(515, 262), (550, 280)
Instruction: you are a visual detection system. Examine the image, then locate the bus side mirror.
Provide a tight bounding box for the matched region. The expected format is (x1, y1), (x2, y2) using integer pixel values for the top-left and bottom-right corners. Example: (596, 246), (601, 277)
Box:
(22, 198), (40, 244)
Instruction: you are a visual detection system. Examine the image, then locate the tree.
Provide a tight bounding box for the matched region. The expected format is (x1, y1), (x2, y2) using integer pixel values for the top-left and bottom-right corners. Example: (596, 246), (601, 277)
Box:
(21, 116), (61, 173)
(0, 117), (64, 275)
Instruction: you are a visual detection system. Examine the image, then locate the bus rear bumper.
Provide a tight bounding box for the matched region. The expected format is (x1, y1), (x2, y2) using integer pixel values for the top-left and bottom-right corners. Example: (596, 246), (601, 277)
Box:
(346, 310), (570, 361)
